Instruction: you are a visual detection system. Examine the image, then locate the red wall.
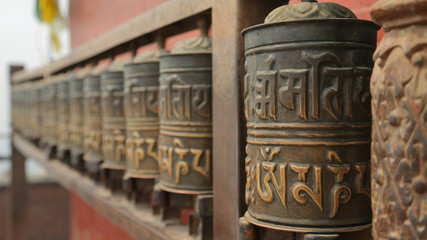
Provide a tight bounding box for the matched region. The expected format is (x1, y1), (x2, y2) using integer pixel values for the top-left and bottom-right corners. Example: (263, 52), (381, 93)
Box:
(69, 0), (170, 49)
(70, 193), (135, 240)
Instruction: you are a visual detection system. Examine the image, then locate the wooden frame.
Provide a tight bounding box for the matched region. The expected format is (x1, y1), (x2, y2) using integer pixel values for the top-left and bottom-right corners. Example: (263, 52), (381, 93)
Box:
(10, 1), (284, 239)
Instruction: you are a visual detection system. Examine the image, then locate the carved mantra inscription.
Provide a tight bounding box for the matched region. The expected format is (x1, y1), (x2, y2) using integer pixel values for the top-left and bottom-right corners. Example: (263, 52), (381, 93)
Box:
(125, 81), (160, 174)
(158, 60), (213, 192)
(159, 75), (211, 121)
(83, 90), (103, 160)
(102, 84), (126, 167)
(244, 50), (373, 227)
(159, 138), (211, 184)
(126, 134), (159, 168)
(245, 52), (371, 123)
(103, 129), (126, 163)
(245, 148), (370, 218)
(70, 92), (84, 149)
(126, 84), (158, 117)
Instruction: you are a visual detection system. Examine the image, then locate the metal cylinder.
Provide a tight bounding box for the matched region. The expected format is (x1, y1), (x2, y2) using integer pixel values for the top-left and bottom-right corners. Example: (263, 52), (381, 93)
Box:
(370, 0), (427, 239)
(83, 65), (106, 176)
(123, 51), (165, 180)
(39, 81), (49, 148)
(57, 74), (71, 164)
(100, 59), (129, 172)
(242, 1), (378, 232)
(158, 24), (213, 194)
(69, 68), (90, 172)
(44, 76), (59, 157)
(33, 82), (42, 142)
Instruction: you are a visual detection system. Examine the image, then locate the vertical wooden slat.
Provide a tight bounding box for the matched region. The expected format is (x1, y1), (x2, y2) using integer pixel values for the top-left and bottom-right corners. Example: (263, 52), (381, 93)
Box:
(211, 1), (285, 239)
(8, 65), (27, 240)
(9, 138), (27, 240)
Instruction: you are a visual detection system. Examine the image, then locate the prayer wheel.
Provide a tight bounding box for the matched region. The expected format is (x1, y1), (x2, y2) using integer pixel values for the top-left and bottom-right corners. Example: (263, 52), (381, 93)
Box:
(57, 74), (71, 164)
(83, 65), (106, 179)
(44, 76), (60, 158)
(242, 0), (378, 232)
(158, 20), (213, 194)
(69, 68), (90, 172)
(124, 50), (167, 181)
(100, 59), (130, 191)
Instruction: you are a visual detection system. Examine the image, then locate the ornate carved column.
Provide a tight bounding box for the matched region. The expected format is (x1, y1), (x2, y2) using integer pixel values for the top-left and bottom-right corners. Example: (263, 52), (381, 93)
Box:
(370, 1), (427, 239)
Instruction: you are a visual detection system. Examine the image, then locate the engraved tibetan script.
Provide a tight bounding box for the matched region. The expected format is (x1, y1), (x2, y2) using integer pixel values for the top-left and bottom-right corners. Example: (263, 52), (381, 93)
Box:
(160, 75), (211, 121)
(126, 82), (159, 117)
(246, 52), (372, 122)
(246, 148), (371, 218)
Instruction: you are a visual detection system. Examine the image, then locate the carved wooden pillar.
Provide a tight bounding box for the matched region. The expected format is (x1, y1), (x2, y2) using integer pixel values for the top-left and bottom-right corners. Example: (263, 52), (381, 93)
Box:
(370, 1), (427, 239)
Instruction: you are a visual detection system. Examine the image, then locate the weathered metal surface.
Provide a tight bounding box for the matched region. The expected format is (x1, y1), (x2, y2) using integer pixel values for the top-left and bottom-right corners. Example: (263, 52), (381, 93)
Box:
(57, 74), (71, 164)
(123, 50), (165, 180)
(26, 82), (41, 142)
(100, 59), (129, 171)
(39, 81), (49, 148)
(70, 68), (90, 172)
(242, 1), (378, 232)
(83, 65), (106, 177)
(370, 0), (427, 239)
(100, 59), (130, 191)
(158, 20), (213, 194)
(44, 76), (60, 158)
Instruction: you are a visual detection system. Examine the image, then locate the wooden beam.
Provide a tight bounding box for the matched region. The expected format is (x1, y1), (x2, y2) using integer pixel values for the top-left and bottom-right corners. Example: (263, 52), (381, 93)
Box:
(12, 133), (191, 240)
(211, 1), (285, 239)
(12, 0), (212, 83)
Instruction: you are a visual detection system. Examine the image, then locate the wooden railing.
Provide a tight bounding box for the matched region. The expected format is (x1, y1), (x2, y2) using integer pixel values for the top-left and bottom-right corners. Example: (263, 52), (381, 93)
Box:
(10, 1), (285, 239)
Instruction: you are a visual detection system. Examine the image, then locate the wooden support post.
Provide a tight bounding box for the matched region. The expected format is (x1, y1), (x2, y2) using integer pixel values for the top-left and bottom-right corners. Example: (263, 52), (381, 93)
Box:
(8, 135), (27, 240)
(211, 1), (285, 239)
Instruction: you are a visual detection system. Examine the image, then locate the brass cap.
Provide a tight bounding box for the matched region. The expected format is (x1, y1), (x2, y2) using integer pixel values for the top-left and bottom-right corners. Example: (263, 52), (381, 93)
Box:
(265, 0), (356, 23)
(171, 18), (212, 54)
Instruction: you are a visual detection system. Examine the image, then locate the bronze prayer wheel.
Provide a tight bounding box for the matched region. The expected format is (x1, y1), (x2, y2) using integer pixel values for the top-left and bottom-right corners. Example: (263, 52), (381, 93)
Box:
(101, 59), (130, 191)
(123, 50), (166, 180)
(158, 20), (213, 194)
(44, 76), (60, 158)
(14, 84), (24, 135)
(29, 81), (42, 144)
(242, 1), (378, 232)
(39, 81), (48, 148)
(34, 82), (42, 141)
(370, 0), (427, 239)
(19, 84), (29, 137)
(69, 68), (90, 172)
(57, 74), (71, 164)
(83, 65), (106, 177)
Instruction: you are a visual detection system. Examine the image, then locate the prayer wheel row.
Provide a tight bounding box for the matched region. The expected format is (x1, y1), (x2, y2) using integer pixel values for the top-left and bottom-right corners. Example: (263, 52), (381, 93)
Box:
(11, 1), (390, 235)
(11, 23), (213, 196)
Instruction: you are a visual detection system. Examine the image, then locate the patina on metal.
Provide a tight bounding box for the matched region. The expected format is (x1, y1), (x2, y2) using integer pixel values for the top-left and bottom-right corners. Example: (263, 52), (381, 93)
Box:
(124, 47), (168, 178)
(57, 74), (71, 164)
(83, 64), (107, 180)
(32, 81), (42, 145)
(69, 68), (91, 172)
(242, 0), (379, 232)
(101, 59), (130, 192)
(123, 43), (168, 201)
(158, 19), (213, 194)
(24, 81), (41, 144)
(38, 81), (49, 149)
(44, 76), (60, 159)
(370, 1), (427, 239)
